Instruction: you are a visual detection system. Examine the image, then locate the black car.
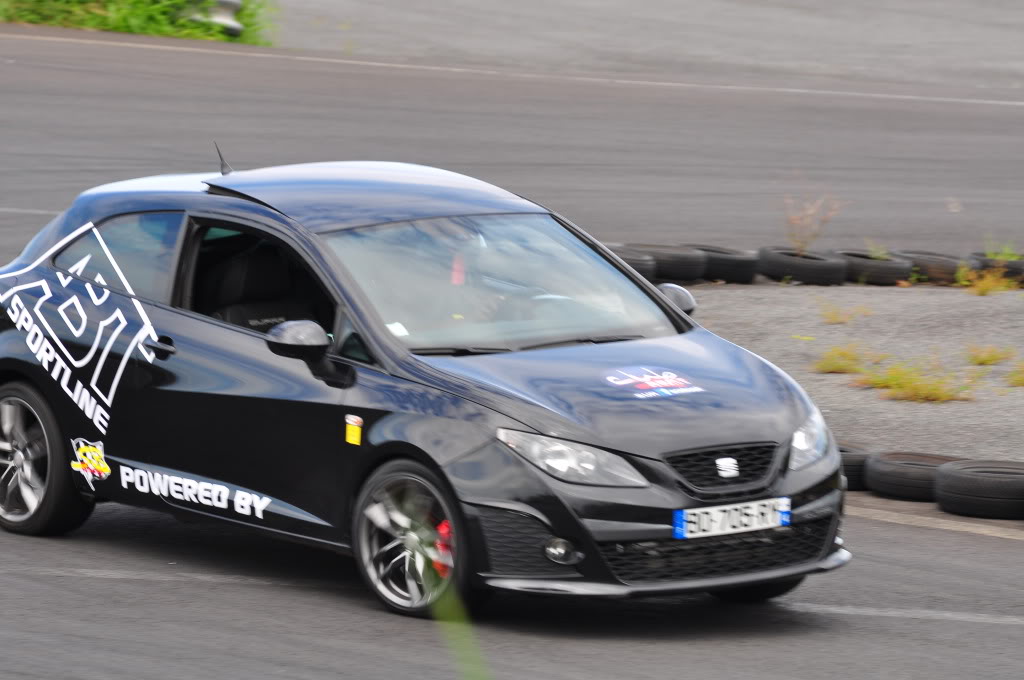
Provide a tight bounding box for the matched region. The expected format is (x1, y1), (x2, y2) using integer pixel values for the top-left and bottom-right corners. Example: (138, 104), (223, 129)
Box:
(0, 161), (849, 616)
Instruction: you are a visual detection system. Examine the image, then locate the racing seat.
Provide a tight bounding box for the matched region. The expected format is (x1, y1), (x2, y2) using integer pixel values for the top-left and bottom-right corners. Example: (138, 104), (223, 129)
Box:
(201, 245), (317, 333)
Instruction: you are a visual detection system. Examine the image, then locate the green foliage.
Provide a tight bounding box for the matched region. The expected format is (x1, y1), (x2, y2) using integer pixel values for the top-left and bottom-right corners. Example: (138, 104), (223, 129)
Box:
(1008, 362), (1024, 388)
(0, 0), (271, 45)
(984, 238), (1021, 262)
(853, 361), (987, 402)
(965, 344), (1016, 366)
(864, 238), (890, 260)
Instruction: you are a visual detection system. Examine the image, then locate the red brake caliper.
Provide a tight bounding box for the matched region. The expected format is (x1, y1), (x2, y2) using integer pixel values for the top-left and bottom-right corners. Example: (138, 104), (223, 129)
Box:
(434, 519), (452, 578)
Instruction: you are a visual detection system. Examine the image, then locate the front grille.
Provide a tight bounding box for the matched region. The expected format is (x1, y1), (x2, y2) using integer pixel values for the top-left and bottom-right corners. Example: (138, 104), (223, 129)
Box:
(666, 442), (780, 495)
(475, 506), (576, 576)
(599, 517), (834, 584)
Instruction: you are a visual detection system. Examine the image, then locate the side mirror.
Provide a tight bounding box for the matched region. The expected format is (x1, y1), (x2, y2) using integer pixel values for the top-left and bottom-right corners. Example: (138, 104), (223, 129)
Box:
(267, 320), (330, 361)
(656, 283), (697, 316)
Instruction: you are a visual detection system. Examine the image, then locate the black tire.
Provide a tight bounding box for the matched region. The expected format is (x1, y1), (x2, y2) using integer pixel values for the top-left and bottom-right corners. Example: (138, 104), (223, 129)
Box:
(889, 250), (963, 284)
(831, 249), (913, 286)
(864, 452), (965, 502)
(966, 253), (1024, 278)
(838, 441), (871, 491)
(756, 247), (847, 286)
(625, 244), (707, 281)
(680, 244), (759, 283)
(0, 382), (94, 536)
(935, 461), (1024, 519)
(709, 576), (805, 603)
(352, 459), (480, 618)
(605, 244), (657, 281)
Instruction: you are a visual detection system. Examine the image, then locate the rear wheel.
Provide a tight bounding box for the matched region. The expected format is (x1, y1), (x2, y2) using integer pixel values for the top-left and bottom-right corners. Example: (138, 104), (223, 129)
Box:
(709, 576), (805, 603)
(353, 459), (476, 618)
(0, 382), (94, 536)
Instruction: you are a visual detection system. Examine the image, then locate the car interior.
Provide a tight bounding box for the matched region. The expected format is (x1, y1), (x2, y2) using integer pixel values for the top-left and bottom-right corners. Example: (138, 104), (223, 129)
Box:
(185, 221), (336, 335)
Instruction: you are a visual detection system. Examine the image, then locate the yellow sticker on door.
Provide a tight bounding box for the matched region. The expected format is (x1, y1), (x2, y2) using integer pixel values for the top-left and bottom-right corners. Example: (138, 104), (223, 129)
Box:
(345, 414), (363, 445)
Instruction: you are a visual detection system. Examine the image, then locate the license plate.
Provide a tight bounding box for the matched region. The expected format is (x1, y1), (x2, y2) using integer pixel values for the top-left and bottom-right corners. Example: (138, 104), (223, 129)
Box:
(673, 497), (791, 539)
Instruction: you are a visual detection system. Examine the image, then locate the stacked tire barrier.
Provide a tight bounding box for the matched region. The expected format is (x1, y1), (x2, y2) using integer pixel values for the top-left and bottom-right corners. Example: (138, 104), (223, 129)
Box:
(841, 448), (1024, 520)
(601, 241), (1022, 287)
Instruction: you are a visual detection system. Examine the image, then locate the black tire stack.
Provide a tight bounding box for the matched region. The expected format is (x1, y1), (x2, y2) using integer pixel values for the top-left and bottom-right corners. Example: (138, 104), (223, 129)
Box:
(604, 243), (658, 281)
(935, 461), (1024, 519)
(624, 244), (707, 281)
(831, 249), (913, 286)
(852, 448), (1024, 521)
(681, 245), (759, 284)
(889, 250), (962, 284)
(756, 246), (847, 285)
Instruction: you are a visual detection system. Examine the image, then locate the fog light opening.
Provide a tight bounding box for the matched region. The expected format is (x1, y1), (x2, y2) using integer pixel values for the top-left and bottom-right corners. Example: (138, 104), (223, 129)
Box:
(544, 537), (583, 565)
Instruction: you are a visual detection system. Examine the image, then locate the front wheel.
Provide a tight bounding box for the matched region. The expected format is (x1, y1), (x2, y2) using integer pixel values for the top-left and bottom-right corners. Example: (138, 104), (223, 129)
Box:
(0, 382), (94, 535)
(708, 576), (805, 603)
(353, 459), (477, 618)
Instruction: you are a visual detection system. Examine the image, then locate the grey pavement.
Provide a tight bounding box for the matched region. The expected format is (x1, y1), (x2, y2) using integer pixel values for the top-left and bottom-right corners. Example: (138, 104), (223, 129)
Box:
(273, 0), (1024, 91)
(1, 24), (1022, 257)
(1, 498), (1022, 680)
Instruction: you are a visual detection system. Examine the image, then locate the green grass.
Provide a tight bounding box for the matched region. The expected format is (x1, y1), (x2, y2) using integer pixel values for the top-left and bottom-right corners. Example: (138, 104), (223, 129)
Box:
(852, 361), (987, 402)
(0, 0), (272, 45)
(1008, 362), (1024, 388)
(965, 344), (1016, 366)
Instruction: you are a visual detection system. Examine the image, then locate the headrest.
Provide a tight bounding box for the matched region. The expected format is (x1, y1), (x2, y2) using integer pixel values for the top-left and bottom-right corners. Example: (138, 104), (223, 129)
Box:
(205, 246), (291, 309)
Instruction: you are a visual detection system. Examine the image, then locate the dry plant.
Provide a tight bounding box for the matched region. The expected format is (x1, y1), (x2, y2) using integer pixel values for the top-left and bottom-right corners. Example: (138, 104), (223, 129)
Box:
(784, 194), (843, 256)
(819, 300), (872, 324)
(852, 361), (988, 402)
(965, 345), (1016, 366)
(955, 265), (1020, 295)
(812, 344), (886, 374)
(1008, 362), (1024, 387)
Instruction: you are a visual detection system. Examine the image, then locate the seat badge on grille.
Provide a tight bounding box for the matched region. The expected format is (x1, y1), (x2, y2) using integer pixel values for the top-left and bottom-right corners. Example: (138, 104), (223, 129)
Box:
(715, 457), (740, 478)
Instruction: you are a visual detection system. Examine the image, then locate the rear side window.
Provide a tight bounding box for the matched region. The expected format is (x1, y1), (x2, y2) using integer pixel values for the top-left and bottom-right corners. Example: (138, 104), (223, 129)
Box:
(53, 212), (185, 303)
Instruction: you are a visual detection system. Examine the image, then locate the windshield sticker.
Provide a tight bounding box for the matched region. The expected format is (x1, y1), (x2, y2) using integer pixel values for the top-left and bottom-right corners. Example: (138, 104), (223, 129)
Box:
(386, 322), (409, 337)
(70, 438), (111, 490)
(604, 366), (705, 399)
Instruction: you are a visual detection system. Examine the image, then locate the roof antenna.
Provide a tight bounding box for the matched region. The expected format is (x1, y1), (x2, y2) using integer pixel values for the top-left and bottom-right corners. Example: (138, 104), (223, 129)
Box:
(214, 142), (233, 175)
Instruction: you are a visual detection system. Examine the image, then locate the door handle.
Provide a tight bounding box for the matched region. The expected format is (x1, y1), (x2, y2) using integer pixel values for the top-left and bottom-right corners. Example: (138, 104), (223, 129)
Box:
(144, 337), (177, 359)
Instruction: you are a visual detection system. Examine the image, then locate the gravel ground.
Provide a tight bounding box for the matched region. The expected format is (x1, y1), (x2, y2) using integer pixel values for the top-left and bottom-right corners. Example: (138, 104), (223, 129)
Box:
(691, 281), (1024, 461)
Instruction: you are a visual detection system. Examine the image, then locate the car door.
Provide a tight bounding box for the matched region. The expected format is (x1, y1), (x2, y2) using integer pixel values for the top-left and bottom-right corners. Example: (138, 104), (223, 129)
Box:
(112, 217), (363, 541)
(7, 214), (185, 496)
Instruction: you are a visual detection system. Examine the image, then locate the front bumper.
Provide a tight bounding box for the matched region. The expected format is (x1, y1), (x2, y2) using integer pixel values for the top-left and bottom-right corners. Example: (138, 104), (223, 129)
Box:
(486, 545), (851, 597)
(450, 439), (848, 597)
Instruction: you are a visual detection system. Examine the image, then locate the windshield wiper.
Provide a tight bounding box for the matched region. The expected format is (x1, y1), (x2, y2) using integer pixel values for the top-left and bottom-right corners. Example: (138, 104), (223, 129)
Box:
(410, 346), (514, 356)
(519, 334), (645, 351)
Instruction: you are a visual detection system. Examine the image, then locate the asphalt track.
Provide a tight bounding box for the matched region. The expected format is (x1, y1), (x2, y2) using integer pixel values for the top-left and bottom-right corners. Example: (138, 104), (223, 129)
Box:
(1, 26), (1023, 680)
(2, 25), (1023, 256)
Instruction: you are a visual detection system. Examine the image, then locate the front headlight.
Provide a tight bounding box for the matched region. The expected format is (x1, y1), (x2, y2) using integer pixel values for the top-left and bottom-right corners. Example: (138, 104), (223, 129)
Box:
(496, 429), (648, 487)
(788, 407), (831, 470)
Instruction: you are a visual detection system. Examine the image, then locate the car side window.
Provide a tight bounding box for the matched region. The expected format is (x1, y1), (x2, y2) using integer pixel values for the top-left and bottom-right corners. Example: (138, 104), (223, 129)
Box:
(53, 212), (185, 303)
(185, 222), (338, 337)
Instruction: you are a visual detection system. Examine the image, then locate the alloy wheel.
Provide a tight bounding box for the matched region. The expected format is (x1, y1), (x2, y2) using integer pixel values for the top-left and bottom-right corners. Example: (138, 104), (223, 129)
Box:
(358, 475), (456, 610)
(0, 397), (49, 522)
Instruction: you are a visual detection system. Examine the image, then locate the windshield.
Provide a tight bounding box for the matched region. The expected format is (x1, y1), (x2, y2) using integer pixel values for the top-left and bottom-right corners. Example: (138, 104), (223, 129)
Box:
(323, 214), (678, 352)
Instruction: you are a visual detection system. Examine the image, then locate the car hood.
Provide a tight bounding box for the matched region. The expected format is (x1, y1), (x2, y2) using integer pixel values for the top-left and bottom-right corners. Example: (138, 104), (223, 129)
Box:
(418, 329), (812, 459)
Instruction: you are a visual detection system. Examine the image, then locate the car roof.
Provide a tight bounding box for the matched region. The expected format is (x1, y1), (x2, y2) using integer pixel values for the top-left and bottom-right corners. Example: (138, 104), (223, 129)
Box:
(205, 161), (547, 231)
(79, 161), (548, 233)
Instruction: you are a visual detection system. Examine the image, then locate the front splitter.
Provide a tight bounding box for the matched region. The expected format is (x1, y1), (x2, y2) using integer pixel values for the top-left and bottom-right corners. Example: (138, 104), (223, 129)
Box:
(486, 545), (851, 597)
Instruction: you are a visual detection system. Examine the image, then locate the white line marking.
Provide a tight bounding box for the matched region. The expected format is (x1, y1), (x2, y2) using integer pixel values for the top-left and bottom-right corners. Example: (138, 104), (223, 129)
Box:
(0, 207), (61, 215)
(846, 505), (1024, 542)
(3, 32), (1024, 109)
(784, 602), (1024, 626)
